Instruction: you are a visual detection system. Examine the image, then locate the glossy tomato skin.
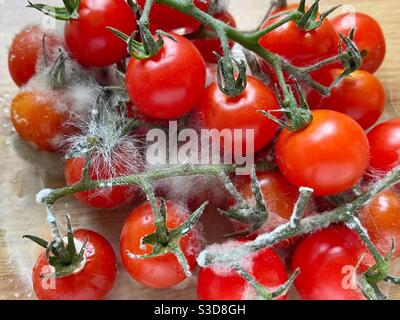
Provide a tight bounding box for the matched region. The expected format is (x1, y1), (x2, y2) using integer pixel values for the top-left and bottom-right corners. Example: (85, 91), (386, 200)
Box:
(120, 201), (201, 289)
(64, 156), (140, 209)
(276, 110), (369, 196)
(367, 118), (400, 173)
(126, 34), (206, 119)
(33, 229), (117, 300)
(64, 0), (136, 67)
(360, 189), (400, 258)
(292, 225), (370, 300)
(308, 68), (386, 130)
(137, 0), (209, 35)
(197, 243), (288, 300)
(191, 11), (237, 63)
(259, 13), (338, 67)
(196, 76), (280, 156)
(331, 12), (386, 73)
(10, 91), (70, 152)
(8, 25), (62, 87)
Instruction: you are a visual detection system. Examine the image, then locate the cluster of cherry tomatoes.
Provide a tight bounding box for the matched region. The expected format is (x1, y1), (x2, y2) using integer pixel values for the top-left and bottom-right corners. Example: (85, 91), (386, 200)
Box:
(6, 0), (400, 300)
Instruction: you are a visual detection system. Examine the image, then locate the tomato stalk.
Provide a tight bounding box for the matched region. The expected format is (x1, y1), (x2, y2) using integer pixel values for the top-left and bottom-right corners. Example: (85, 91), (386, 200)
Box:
(38, 164), (239, 206)
(358, 275), (387, 300)
(28, 0), (80, 20)
(197, 164), (400, 299)
(126, 201), (208, 277)
(255, 0), (288, 30)
(295, 0), (341, 31)
(218, 166), (270, 236)
(262, 62), (314, 130)
(35, 162), (400, 298)
(47, 50), (68, 89)
(234, 265), (300, 300)
(23, 215), (88, 278)
(137, 178), (170, 246)
(145, 0), (360, 132)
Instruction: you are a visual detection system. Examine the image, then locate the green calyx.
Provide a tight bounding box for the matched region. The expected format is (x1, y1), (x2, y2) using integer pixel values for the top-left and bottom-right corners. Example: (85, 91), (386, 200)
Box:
(218, 166), (269, 237)
(365, 240), (395, 285)
(295, 0), (341, 31)
(234, 265), (300, 300)
(47, 50), (69, 90)
(27, 0), (80, 21)
(127, 200), (208, 277)
(259, 78), (313, 131)
(23, 215), (87, 278)
(216, 55), (247, 97)
(108, 0), (167, 60)
(337, 31), (363, 73)
(107, 27), (168, 60)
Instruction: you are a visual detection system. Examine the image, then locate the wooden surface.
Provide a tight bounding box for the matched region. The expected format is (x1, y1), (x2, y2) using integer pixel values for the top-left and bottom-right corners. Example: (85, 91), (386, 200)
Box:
(1, 0), (400, 300)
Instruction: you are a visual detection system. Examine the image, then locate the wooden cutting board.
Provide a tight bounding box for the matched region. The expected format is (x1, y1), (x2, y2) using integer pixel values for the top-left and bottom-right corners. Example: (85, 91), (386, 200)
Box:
(1, 0), (399, 300)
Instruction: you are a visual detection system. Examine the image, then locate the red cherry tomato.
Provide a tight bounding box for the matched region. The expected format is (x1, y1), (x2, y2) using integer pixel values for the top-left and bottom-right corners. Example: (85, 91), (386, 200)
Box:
(120, 200), (202, 289)
(331, 12), (386, 73)
(259, 11), (338, 67)
(308, 68), (385, 129)
(367, 118), (400, 173)
(191, 11), (237, 63)
(64, 153), (140, 209)
(197, 241), (288, 300)
(33, 229), (117, 300)
(196, 76), (280, 156)
(292, 225), (371, 300)
(276, 110), (370, 196)
(64, 0), (137, 67)
(360, 189), (400, 259)
(8, 25), (62, 87)
(126, 34), (206, 119)
(10, 91), (71, 152)
(137, 0), (209, 35)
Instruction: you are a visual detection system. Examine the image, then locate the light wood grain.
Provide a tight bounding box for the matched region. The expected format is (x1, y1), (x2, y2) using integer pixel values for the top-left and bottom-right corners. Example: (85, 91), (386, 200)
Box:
(0, 0), (399, 300)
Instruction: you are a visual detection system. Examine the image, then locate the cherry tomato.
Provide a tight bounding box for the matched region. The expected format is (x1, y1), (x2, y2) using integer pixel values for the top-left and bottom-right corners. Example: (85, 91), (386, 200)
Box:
(64, 0), (137, 67)
(126, 34), (206, 119)
(137, 0), (209, 35)
(331, 12), (386, 73)
(308, 68), (385, 129)
(259, 11), (338, 67)
(64, 153), (140, 209)
(33, 229), (117, 300)
(8, 25), (62, 87)
(276, 110), (369, 195)
(191, 11), (237, 63)
(120, 200), (201, 289)
(292, 225), (371, 300)
(197, 241), (288, 300)
(196, 76), (280, 156)
(360, 189), (400, 259)
(367, 118), (400, 173)
(10, 91), (70, 152)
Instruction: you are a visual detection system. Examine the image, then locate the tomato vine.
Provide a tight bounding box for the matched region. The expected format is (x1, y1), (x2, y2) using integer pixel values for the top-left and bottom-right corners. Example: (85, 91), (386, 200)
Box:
(24, 0), (400, 300)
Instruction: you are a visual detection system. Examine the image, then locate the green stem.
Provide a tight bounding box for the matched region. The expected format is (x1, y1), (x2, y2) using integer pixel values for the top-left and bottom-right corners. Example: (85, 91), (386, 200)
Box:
(253, 11), (301, 39)
(39, 164), (239, 206)
(198, 165), (400, 267)
(155, 0), (335, 95)
(62, 0), (75, 14)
